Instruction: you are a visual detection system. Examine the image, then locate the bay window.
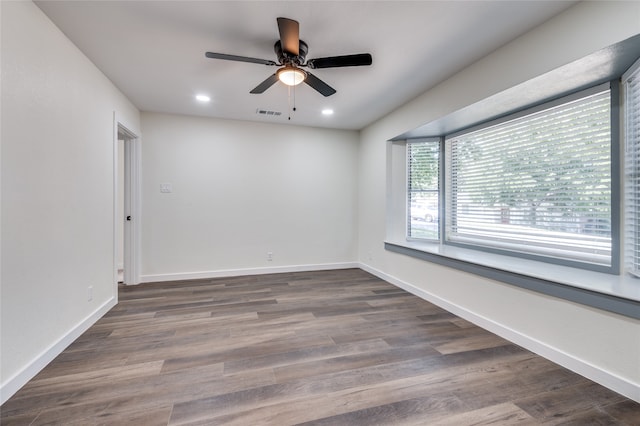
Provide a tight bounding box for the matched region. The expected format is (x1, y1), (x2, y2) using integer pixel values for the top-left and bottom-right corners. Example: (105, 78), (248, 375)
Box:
(386, 43), (640, 317)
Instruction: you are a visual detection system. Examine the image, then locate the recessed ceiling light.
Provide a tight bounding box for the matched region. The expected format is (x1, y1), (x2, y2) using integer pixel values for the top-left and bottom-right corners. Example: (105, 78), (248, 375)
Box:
(322, 109), (334, 116)
(195, 94), (210, 102)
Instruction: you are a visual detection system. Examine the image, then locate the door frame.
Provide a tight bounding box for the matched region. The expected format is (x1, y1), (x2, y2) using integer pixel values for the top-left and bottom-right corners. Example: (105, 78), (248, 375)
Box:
(114, 119), (141, 286)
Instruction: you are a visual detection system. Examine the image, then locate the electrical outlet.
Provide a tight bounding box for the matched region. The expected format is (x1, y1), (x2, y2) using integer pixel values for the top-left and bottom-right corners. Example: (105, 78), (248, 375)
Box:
(88, 285), (93, 302)
(267, 252), (273, 261)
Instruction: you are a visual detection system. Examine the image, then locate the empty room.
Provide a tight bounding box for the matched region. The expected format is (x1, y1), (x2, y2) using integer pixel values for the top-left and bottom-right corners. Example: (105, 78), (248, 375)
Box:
(1, 1), (639, 424)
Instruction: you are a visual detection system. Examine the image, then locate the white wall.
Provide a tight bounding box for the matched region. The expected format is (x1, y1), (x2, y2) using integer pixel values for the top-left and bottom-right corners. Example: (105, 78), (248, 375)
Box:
(140, 113), (359, 281)
(358, 1), (640, 401)
(0, 1), (140, 403)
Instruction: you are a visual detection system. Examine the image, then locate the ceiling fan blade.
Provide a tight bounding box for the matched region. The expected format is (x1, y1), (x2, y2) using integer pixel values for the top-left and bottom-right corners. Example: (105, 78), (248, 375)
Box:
(250, 73), (279, 94)
(307, 53), (372, 69)
(206, 52), (277, 66)
(277, 17), (299, 56)
(304, 72), (336, 97)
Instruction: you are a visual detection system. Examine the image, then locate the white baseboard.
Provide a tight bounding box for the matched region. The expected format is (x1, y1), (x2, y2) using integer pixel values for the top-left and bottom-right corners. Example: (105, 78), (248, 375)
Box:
(358, 262), (640, 403)
(139, 262), (360, 283)
(0, 297), (117, 405)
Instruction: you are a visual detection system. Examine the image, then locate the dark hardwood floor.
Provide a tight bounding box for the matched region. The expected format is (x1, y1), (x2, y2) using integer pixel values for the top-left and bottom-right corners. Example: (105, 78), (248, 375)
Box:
(2, 268), (639, 425)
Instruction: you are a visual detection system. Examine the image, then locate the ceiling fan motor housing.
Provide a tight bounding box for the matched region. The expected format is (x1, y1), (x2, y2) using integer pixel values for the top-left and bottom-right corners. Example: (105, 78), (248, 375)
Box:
(274, 40), (308, 66)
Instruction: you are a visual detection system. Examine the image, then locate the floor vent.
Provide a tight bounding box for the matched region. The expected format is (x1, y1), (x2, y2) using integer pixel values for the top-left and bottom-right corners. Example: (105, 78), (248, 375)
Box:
(256, 109), (282, 117)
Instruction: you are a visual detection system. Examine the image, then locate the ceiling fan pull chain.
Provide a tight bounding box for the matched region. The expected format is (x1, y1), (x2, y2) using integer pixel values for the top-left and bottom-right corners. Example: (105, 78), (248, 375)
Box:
(287, 84), (297, 121)
(293, 83), (297, 113)
(288, 85), (291, 120)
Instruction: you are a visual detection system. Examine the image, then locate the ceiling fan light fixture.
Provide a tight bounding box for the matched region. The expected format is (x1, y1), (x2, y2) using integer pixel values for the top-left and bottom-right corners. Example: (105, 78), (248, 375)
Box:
(277, 67), (306, 86)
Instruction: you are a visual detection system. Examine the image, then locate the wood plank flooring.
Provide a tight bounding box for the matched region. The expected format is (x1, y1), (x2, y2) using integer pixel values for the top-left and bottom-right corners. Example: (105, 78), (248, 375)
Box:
(2, 268), (639, 425)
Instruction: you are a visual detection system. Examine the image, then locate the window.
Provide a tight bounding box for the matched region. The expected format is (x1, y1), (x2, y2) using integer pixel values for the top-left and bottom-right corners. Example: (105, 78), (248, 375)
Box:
(445, 86), (613, 269)
(624, 60), (640, 277)
(407, 140), (440, 240)
(387, 45), (640, 316)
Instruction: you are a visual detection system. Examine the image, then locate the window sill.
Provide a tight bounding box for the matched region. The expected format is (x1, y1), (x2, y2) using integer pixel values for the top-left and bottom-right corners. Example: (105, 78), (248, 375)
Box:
(385, 240), (640, 319)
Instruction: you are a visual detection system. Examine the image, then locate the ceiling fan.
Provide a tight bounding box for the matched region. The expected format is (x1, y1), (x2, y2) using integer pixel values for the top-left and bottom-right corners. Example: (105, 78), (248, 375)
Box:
(205, 17), (372, 97)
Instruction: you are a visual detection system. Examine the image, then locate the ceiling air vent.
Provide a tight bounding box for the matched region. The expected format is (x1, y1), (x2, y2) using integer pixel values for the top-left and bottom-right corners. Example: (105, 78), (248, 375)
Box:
(256, 108), (282, 117)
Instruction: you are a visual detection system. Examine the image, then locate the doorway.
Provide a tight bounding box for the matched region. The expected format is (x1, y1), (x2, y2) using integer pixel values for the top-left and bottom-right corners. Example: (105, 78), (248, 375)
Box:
(117, 137), (125, 283)
(115, 123), (140, 286)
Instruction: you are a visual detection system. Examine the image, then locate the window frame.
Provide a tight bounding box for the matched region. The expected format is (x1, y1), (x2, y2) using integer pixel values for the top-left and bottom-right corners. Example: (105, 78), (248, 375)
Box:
(441, 82), (620, 274)
(406, 138), (442, 242)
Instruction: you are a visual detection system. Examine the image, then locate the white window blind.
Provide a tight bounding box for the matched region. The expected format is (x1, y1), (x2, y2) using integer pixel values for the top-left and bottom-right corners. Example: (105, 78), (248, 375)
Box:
(624, 61), (640, 277)
(408, 140), (439, 240)
(445, 88), (612, 267)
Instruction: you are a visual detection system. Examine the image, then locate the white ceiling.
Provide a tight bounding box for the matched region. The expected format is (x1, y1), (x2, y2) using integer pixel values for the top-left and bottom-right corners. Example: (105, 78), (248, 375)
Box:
(35, 1), (577, 130)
